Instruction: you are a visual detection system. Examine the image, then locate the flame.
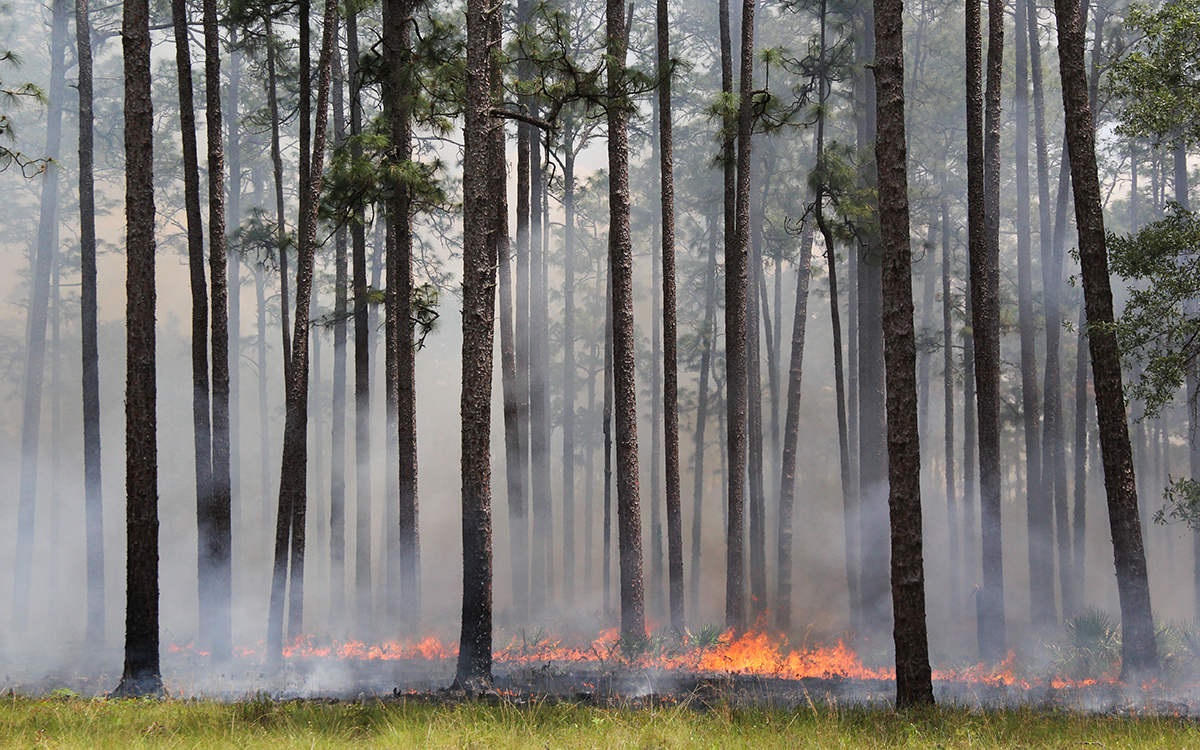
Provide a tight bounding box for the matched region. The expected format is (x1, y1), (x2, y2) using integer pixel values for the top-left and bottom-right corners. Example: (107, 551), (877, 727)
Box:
(167, 628), (1115, 689)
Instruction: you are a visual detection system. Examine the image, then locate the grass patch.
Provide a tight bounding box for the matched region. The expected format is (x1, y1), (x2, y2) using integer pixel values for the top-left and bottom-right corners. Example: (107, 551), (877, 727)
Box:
(1, 694), (1199, 748)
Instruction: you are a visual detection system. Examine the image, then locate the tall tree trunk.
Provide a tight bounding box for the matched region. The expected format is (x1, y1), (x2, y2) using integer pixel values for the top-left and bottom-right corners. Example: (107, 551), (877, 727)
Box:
(650, 103), (665, 619)
(563, 117), (578, 605)
(1015, 0), (1052, 636)
(329, 17), (348, 633)
(454, 0), (496, 687)
(267, 0), (338, 658)
(607, 0), (645, 641)
(256, 259), (273, 547)
(1030, 0), (1071, 620)
(979, 0), (1007, 662)
(691, 214), (718, 622)
(227, 34), (243, 542)
(115, 0), (161, 692)
(718, 0), (744, 631)
(1072, 303), (1088, 600)
(856, 8), (889, 640)
(494, 10), (526, 620)
(13, 0), (68, 637)
(775, 219), (813, 634)
(384, 0), (420, 626)
(514, 10), (533, 617)
(724, 0), (753, 633)
(265, 21), (291, 379)
(204, 0), (232, 662)
(344, 6), (373, 635)
(875, 0), (935, 702)
(77, 0), (105, 646)
(602, 271), (614, 616)
(941, 194), (959, 617)
(747, 168), (768, 618)
(170, 0), (216, 657)
(1053, 0), (1159, 678)
(657, 0), (683, 631)
(530, 121), (552, 613)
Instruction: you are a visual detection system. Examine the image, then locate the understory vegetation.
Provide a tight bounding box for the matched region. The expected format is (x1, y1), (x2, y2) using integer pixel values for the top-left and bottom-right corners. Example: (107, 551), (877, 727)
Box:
(1, 696), (1199, 749)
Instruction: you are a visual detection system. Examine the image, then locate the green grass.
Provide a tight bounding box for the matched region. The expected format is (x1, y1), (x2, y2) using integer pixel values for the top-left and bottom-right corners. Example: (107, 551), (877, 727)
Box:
(2, 694), (1199, 748)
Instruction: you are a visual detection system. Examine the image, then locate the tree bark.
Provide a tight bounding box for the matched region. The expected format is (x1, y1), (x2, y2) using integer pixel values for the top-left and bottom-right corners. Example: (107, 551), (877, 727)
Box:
(383, 0), (420, 629)
(941, 194), (959, 617)
(875, 0), (935, 701)
(657, 0), (683, 632)
(266, 0), (338, 658)
(1029, 0), (1070, 621)
(607, 0), (646, 641)
(1015, 0), (1052, 637)
(775, 218), (813, 634)
(724, 0), (751, 633)
(77, 0), (105, 646)
(346, 5), (374, 634)
(691, 214), (718, 622)
(1053, 0), (1159, 678)
(454, 0), (497, 687)
(330, 17), (348, 633)
(265, 21), (291, 381)
(115, 0), (161, 692)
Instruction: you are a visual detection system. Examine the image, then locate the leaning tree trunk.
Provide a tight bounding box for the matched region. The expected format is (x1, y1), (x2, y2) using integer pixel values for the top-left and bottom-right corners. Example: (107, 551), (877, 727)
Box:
(1052, 0), (1159, 679)
(265, 20), (291, 380)
(13, 0), (68, 637)
(875, 0), (935, 703)
(607, 0), (646, 642)
(454, 0), (497, 688)
(77, 0), (105, 646)
(115, 0), (161, 694)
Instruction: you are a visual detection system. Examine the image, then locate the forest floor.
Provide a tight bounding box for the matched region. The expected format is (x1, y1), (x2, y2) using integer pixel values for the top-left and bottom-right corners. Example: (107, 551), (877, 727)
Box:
(1, 694), (1199, 749)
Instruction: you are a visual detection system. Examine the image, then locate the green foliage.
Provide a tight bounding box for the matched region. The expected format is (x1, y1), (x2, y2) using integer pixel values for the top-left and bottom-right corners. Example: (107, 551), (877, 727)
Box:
(1153, 476), (1200, 530)
(0, 44), (48, 175)
(1110, 0), (1200, 147)
(1107, 205), (1200, 417)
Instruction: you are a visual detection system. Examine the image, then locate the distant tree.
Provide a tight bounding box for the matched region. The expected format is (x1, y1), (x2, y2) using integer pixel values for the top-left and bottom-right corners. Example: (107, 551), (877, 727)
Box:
(76, 0), (105, 646)
(12, 0), (67, 638)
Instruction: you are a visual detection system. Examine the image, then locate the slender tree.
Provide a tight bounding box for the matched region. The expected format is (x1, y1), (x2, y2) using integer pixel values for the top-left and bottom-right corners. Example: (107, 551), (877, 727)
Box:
(657, 0), (684, 632)
(76, 0), (105, 646)
(1015, 0), (1052, 636)
(12, 0), (68, 636)
(203, 0), (232, 661)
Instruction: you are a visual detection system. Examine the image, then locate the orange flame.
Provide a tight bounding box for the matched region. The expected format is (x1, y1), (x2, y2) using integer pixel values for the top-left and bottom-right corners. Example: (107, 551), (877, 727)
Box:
(168, 629), (1114, 689)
